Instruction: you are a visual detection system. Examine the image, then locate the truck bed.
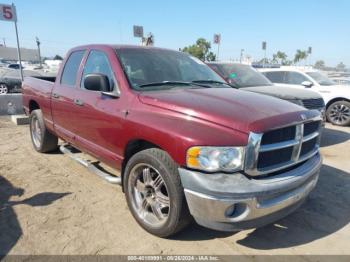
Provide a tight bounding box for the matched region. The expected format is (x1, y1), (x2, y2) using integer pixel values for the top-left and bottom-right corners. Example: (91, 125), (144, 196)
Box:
(22, 76), (56, 129)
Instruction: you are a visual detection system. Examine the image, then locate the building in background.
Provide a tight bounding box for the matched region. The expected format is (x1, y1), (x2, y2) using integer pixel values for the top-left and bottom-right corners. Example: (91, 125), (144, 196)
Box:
(0, 46), (39, 62)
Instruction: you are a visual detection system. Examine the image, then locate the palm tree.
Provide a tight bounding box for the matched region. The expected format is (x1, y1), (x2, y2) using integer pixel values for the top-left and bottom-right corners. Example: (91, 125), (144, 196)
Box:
(276, 51), (287, 64)
(271, 54), (278, 64)
(294, 49), (308, 65)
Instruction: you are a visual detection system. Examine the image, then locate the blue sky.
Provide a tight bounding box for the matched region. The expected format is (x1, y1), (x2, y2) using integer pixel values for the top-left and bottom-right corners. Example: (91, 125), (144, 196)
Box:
(1, 0), (349, 66)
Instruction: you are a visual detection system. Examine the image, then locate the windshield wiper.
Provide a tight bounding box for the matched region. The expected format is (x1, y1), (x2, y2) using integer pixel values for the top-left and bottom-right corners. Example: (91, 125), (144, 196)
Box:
(192, 80), (230, 87)
(138, 81), (210, 88)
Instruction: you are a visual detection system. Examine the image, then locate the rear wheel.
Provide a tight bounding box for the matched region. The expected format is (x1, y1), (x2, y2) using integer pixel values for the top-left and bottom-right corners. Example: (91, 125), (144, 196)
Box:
(30, 109), (58, 152)
(124, 148), (191, 237)
(326, 101), (350, 126)
(0, 84), (8, 95)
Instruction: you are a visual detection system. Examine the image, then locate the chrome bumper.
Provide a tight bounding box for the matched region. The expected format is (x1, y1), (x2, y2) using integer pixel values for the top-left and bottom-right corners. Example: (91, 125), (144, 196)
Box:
(179, 153), (322, 232)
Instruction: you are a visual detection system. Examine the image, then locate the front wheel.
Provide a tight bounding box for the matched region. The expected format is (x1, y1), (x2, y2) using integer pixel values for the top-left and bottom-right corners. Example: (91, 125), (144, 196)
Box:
(0, 83), (8, 95)
(124, 148), (192, 237)
(326, 101), (350, 126)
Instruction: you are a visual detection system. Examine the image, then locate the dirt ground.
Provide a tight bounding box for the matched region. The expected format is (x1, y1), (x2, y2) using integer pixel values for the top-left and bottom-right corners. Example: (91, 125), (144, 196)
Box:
(0, 116), (349, 256)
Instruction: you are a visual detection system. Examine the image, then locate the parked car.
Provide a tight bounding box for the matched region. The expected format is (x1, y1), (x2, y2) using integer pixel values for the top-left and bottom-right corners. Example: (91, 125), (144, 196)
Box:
(260, 67), (350, 126)
(22, 45), (322, 237)
(0, 69), (42, 95)
(329, 77), (350, 86)
(207, 62), (325, 116)
(7, 63), (24, 70)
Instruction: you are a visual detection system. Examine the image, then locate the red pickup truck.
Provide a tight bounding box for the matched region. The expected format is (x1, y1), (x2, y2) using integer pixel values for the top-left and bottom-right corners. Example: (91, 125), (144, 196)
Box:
(22, 45), (322, 237)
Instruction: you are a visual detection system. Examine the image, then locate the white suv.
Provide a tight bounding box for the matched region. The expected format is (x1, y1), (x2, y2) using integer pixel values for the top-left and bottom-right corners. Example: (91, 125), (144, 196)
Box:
(260, 67), (350, 126)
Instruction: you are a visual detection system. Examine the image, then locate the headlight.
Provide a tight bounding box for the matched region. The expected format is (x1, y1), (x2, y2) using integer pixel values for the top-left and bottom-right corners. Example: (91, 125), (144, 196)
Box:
(186, 146), (245, 172)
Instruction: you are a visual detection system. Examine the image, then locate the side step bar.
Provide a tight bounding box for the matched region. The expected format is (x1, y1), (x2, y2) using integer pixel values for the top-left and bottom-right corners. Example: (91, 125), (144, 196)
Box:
(59, 144), (122, 185)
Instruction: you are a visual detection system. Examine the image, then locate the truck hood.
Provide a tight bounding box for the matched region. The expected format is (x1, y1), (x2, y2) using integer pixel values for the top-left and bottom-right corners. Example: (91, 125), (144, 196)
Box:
(138, 88), (317, 134)
(242, 85), (322, 100)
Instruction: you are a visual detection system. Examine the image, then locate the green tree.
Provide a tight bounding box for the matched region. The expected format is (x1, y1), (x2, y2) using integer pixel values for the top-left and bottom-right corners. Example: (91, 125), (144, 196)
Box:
(271, 54), (278, 64)
(276, 51), (287, 64)
(314, 60), (325, 69)
(283, 60), (293, 66)
(206, 52), (216, 62)
(336, 62), (346, 72)
(53, 55), (63, 60)
(181, 38), (216, 61)
(294, 49), (308, 64)
(271, 51), (288, 65)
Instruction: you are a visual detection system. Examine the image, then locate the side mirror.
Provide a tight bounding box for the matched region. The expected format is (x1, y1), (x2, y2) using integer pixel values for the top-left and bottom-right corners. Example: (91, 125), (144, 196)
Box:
(84, 73), (111, 92)
(301, 81), (313, 88)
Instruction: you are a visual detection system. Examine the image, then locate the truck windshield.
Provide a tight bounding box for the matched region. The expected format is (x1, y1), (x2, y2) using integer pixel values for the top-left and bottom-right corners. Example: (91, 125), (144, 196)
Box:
(116, 48), (226, 90)
(306, 72), (336, 86)
(210, 63), (273, 88)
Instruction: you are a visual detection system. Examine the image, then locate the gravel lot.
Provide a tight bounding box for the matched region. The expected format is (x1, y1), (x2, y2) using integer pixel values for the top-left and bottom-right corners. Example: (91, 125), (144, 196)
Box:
(0, 116), (349, 255)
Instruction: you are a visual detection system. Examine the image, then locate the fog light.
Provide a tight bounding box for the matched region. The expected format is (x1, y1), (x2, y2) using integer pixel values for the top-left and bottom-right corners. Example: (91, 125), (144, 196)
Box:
(225, 205), (236, 217)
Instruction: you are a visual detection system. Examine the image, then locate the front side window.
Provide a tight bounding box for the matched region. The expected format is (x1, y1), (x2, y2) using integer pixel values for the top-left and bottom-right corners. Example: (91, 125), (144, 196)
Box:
(116, 48), (224, 90)
(285, 72), (309, 85)
(81, 50), (117, 91)
(263, 71), (285, 83)
(61, 50), (85, 86)
(307, 72), (336, 86)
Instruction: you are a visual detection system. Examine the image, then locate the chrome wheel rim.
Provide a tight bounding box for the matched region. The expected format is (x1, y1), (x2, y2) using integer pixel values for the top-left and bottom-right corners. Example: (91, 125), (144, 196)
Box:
(0, 84), (8, 95)
(329, 104), (350, 125)
(31, 115), (42, 148)
(130, 163), (170, 227)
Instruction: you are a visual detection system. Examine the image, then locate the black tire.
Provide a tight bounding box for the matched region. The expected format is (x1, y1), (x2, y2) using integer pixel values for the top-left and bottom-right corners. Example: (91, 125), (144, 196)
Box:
(29, 109), (58, 153)
(326, 101), (350, 126)
(124, 148), (192, 237)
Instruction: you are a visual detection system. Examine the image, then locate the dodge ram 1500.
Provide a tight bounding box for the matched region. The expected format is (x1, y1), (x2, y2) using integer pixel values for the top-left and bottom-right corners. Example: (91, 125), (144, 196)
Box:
(22, 45), (322, 237)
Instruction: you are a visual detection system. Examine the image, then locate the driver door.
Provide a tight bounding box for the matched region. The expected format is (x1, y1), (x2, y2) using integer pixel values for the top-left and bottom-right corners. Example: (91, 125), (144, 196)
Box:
(72, 49), (124, 167)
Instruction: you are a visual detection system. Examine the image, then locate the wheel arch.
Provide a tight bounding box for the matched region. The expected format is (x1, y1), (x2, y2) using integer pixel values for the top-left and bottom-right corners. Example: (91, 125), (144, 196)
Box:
(121, 139), (162, 191)
(29, 100), (40, 113)
(326, 97), (350, 109)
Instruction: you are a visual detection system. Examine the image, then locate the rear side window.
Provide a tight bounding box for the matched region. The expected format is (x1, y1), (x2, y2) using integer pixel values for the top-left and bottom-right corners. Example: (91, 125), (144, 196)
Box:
(60, 50), (85, 86)
(263, 71), (285, 83)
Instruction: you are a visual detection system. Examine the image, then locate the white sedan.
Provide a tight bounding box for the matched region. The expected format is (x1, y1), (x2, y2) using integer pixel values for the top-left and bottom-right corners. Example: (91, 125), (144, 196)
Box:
(260, 67), (350, 126)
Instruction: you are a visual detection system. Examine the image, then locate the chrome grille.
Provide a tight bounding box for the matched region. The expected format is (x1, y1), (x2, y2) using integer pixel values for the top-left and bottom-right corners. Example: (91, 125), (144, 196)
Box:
(245, 119), (322, 176)
(302, 98), (325, 110)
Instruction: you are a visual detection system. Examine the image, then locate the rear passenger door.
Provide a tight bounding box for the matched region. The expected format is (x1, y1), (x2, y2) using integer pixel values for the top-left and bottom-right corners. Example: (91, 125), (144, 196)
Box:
(51, 50), (85, 142)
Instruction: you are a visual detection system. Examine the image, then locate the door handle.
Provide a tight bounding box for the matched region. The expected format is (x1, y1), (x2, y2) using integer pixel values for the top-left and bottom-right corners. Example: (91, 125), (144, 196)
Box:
(74, 99), (84, 106)
(52, 93), (60, 99)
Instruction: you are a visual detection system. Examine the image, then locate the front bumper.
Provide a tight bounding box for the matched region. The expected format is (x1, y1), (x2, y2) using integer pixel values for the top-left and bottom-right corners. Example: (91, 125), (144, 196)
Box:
(179, 153), (322, 232)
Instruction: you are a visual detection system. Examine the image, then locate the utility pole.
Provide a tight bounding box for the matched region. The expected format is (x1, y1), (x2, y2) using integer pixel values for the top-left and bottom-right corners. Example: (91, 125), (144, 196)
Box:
(213, 34), (221, 61)
(14, 16), (23, 80)
(308, 46), (312, 67)
(36, 36), (42, 67)
(262, 41), (267, 68)
(240, 49), (244, 63)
